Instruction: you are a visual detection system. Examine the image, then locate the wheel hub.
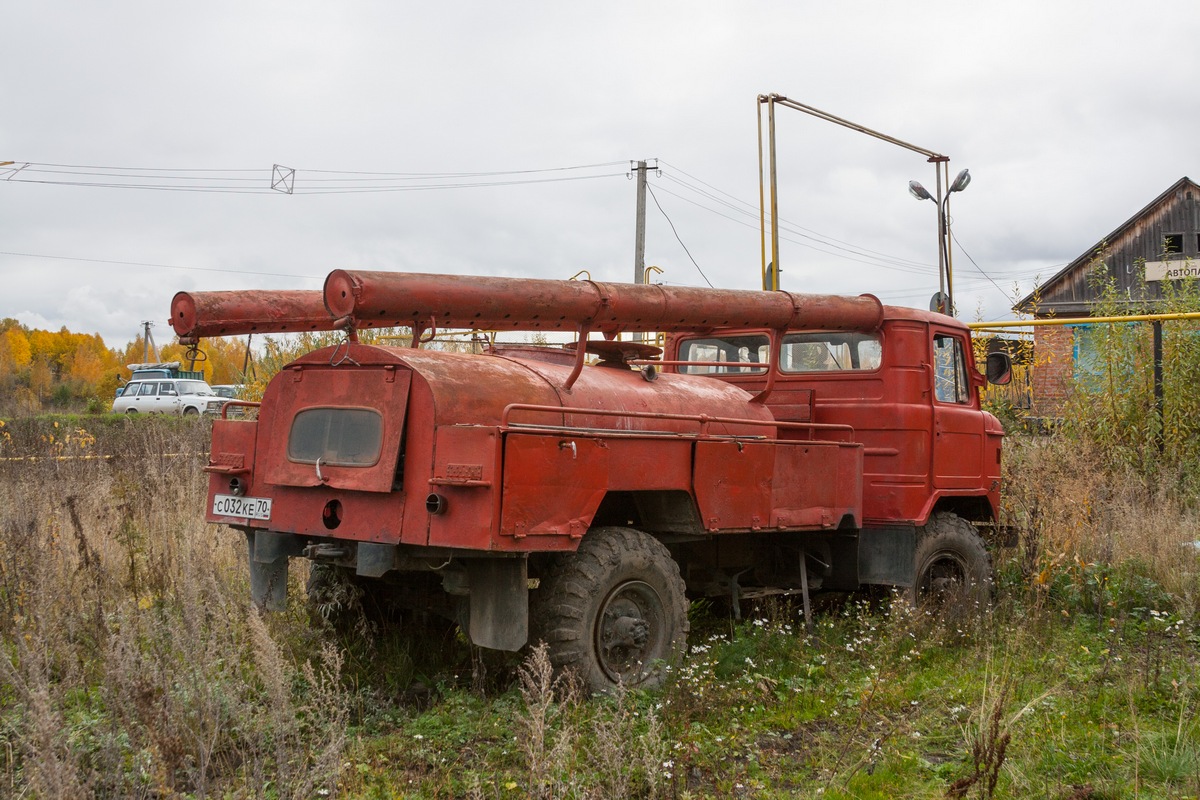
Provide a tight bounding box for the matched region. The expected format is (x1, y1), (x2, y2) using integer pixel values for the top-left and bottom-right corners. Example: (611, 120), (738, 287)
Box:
(595, 580), (664, 683)
(921, 553), (967, 600)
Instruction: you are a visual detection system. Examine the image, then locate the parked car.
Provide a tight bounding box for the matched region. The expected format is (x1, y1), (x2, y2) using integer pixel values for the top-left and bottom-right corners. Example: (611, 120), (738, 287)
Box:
(114, 362), (206, 397)
(211, 384), (245, 399)
(111, 379), (228, 416)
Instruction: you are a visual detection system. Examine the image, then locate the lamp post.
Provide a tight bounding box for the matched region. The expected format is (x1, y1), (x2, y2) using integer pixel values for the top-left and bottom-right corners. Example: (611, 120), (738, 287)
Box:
(909, 167), (970, 314)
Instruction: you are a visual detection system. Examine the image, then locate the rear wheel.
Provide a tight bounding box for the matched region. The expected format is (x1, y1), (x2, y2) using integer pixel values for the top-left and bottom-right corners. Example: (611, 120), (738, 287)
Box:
(125, 408), (138, 414)
(912, 513), (993, 607)
(530, 527), (688, 694)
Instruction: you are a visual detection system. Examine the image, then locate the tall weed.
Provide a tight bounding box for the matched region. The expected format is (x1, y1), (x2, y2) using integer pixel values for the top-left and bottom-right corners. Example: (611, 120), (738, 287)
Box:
(0, 417), (349, 797)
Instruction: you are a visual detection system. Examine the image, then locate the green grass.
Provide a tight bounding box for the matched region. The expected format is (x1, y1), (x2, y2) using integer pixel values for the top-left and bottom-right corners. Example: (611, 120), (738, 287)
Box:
(324, 588), (1199, 799)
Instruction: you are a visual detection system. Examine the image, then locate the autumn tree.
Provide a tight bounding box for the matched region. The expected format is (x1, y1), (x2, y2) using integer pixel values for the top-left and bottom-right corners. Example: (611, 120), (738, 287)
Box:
(0, 321), (123, 416)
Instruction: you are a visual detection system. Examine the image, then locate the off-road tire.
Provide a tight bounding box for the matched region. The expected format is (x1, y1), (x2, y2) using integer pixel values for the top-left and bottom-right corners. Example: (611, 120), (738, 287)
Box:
(911, 512), (993, 607)
(530, 527), (688, 694)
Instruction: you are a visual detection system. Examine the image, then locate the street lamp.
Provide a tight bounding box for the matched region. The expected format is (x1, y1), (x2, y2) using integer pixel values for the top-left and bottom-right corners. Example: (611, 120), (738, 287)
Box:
(909, 168), (970, 314)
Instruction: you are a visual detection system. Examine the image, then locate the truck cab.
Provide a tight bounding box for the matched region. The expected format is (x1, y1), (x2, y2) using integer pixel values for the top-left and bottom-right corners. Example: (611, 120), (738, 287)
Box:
(667, 307), (1006, 531)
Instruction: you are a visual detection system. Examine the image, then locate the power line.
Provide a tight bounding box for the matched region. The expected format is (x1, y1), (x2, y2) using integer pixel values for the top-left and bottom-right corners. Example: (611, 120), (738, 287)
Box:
(645, 184), (713, 288)
(302, 161), (627, 178)
(0, 250), (319, 280)
(0, 160), (629, 194)
(650, 180), (938, 277)
(658, 160), (936, 271)
(653, 175), (938, 276)
(948, 230), (1012, 303)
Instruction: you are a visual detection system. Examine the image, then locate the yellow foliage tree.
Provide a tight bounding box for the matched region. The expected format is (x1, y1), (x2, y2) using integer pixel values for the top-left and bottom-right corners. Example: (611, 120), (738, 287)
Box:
(0, 327), (32, 371)
(0, 321), (127, 415)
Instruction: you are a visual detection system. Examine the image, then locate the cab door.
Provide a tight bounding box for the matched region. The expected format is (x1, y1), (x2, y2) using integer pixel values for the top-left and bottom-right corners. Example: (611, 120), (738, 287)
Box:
(930, 331), (983, 489)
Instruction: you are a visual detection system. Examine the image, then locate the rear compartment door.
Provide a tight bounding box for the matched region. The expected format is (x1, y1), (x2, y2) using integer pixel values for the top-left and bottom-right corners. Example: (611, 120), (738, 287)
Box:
(264, 365), (411, 493)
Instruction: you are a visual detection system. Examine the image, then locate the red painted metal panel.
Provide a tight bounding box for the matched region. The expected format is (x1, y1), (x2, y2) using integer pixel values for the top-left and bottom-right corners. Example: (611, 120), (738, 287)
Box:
(427, 425), (499, 549)
(933, 403), (985, 489)
(769, 441), (863, 530)
(254, 485), (405, 543)
(601, 439), (693, 491)
(206, 417), (260, 523)
(261, 366), (410, 493)
(693, 441), (774, 531)
(500, 433), (609, 539)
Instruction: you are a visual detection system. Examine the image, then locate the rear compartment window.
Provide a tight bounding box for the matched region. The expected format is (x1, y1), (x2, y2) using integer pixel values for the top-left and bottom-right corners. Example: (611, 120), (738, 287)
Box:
(288, 407), (383, 466)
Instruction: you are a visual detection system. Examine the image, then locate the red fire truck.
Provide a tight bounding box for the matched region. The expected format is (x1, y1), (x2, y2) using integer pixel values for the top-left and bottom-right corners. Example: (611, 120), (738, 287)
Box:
(173, 271), (1011, 693)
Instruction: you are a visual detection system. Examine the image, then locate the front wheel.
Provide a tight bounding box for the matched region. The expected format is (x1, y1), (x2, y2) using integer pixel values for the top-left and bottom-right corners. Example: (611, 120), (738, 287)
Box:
(530, 527), (688, 694)
(911, 512), (993, 607)
(183, 406), (199, 416)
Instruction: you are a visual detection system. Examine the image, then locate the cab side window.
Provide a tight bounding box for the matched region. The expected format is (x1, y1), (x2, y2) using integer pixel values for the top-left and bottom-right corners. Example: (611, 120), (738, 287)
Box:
(932, 334), (970, 404)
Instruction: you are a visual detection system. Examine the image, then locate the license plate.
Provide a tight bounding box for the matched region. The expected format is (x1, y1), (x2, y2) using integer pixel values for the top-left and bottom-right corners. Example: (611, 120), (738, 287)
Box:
(212, 493), (272, 521)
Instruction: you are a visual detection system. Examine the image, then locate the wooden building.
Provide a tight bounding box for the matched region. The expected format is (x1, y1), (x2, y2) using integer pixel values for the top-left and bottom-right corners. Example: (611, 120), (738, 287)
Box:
(1014, 176), (1200, 414)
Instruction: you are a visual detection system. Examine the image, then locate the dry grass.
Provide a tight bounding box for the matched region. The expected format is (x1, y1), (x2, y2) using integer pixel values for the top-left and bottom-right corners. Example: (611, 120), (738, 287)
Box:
(1, 415), (1198, 798)
(1002, 433), (1200, 615)
(0, 417), (349, 798)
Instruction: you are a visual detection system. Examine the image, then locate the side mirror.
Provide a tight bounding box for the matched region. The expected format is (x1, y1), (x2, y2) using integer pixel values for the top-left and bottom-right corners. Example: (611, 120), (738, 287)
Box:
(985, 352), (1012, 386)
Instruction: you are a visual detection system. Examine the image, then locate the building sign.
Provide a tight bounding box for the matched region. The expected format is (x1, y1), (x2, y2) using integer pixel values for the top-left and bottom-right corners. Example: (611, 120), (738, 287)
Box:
(1145, 260), (1200, 282)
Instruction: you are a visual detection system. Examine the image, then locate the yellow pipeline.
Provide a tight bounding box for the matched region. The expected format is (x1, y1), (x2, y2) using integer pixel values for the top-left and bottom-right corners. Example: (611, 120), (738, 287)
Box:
(968, 311), (1200, 330)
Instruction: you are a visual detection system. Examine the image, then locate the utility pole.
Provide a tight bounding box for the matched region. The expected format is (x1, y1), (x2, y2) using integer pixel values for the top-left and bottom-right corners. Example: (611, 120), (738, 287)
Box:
(141, 321), (160, 363)
(632, 159), (655, 343)
(633, 160), (650, 287)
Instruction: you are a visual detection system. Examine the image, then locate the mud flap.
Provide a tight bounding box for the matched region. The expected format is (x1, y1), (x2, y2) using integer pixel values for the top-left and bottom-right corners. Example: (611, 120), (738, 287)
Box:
(465, 558), (528, 652)
(247, 530), (304, 611)
(857, 525), (917, 588)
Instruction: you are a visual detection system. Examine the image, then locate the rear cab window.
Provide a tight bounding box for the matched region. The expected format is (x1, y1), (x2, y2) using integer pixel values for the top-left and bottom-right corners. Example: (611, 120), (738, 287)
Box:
(678, 335), (769, 374)
(780, 332), (881, 373)
(677, 331), (883, 375)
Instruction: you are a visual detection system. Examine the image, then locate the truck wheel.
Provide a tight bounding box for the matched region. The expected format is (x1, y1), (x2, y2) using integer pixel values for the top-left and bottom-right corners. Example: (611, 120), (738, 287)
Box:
(530, 527), (688, 694)
(912, 513), (993, 606)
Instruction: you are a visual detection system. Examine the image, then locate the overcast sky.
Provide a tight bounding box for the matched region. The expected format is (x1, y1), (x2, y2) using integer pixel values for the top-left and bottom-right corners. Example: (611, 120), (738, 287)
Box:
(3, 1), (1199, 349)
